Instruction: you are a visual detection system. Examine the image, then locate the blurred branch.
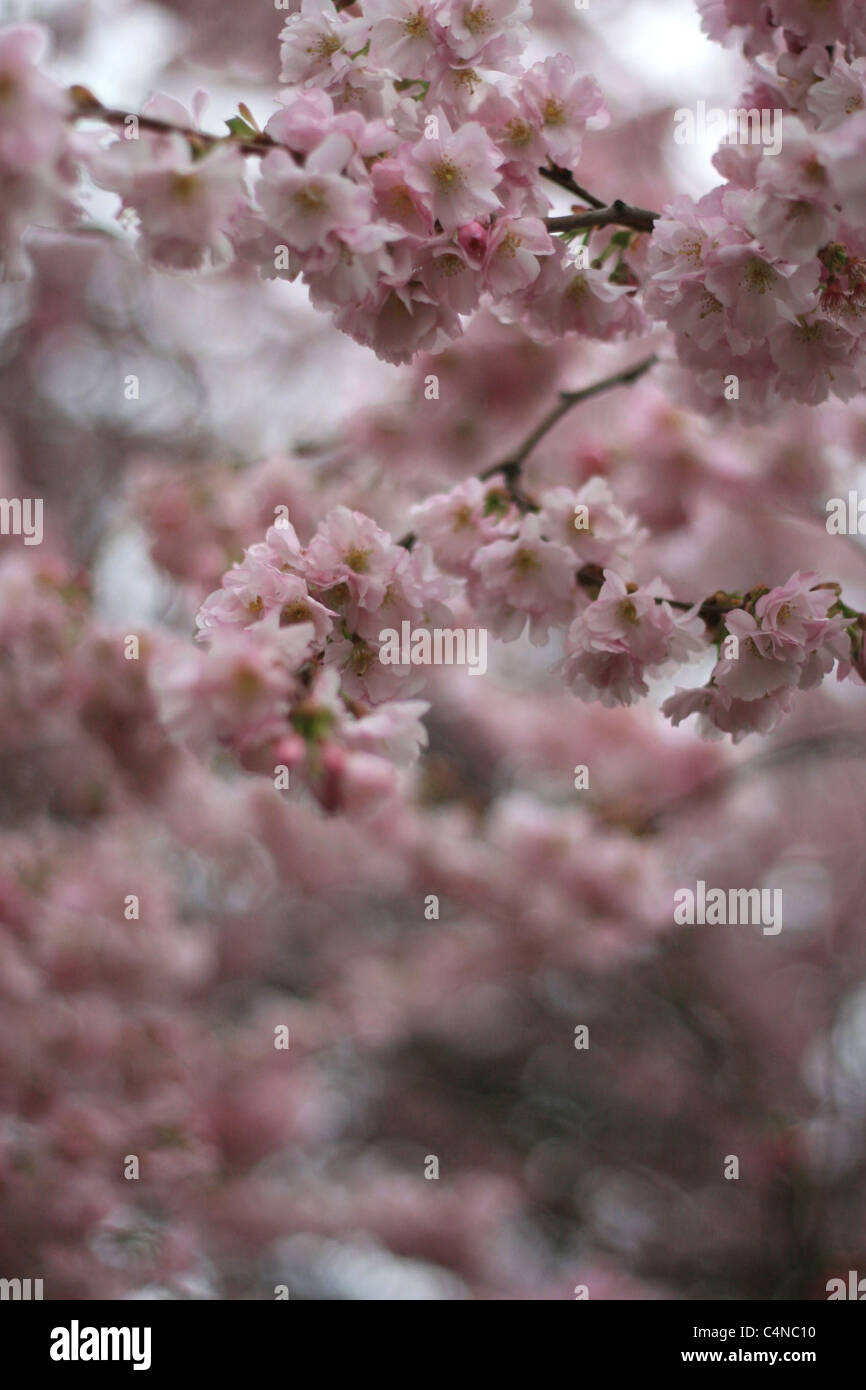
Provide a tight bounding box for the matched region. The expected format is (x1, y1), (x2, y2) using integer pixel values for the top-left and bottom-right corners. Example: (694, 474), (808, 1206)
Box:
(636, 729), (866, 833)
(67, 86), (279, 157)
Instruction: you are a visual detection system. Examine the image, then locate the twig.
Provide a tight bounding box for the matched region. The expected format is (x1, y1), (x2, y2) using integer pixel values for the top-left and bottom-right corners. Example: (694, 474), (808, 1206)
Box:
(633, 730), (866, 834)
(545, 201), (659, 236)
(399, 354), (659, 551)
(539, 165), (606, 209)
(574, 562), (742, 631)
(67, 86), (280, 158)
(479, 353), (659, 482)
(68, 88), (664, 239)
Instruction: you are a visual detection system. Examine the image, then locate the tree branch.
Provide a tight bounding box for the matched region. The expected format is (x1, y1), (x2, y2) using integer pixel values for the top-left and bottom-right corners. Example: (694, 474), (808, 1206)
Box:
(633, 729), (866, 834)
(545, 200), (659, 236)
(69, 87), (664, 240)
(67, 86), (279, 157)
(478, 353), (659, 486)
(398, 353), (849, 643)
(398, 354), (659, 550)
(538, 165), (606, 209)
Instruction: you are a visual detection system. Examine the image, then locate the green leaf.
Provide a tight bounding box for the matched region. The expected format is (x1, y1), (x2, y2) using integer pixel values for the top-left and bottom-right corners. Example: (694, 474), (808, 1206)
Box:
(225, 116), (257, 140)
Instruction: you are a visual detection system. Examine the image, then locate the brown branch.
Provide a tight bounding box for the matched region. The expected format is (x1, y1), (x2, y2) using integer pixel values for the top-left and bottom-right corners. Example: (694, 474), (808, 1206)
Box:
(69, 85), (662, 244)
(632, 729), (866, 834)
(545, 200), (659, 236)
(69, 87), (662, 234)
(67, 86), (280, 158)
(538, 165), (606, 209)
(69, 87), (661, 241)
(574, 563), (745, 632)
(479, 353), (659, 484)
(399, 354), (659, 551)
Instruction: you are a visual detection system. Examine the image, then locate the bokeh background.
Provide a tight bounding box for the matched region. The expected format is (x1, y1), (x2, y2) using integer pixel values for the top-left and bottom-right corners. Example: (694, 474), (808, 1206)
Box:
(1, 0), (865, 1299)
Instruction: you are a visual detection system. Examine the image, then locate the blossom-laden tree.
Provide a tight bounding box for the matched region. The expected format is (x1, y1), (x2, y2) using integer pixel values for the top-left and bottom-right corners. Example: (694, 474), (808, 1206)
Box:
(0, 0), (865, 1301)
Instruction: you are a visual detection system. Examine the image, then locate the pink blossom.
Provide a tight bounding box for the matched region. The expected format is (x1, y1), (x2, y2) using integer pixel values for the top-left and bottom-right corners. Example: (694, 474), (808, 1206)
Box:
(483, 215), (553, 296)
(769, 318), (863, 405)
(806, 57), (866, 131)
(744, 183), (835, 267)
(333, 276), (458, 364)
(305, 506), (399, 610)
(510, 244), (645, 342)
(156, 622), (315, 753)
(306, 220), (402, 306)
(442, 0), (530, 65)
(122, 144), (248, 271)
(370, 157), (435, 235)
(342, 697), (430, 765)
(405, 110), (504, 232)
(417, 234), (484, 314)
(768, 0), (859, 48)
(278, 0), (367, 88)
(85, 94), (249, 271)
(714, 572), (851, 698)
(828, 110), (866, 226)
(703, 244), (818, 345)
(197, 563), (335, 648)
(561, 570), (706, 708)
(538, 479), (644, 571)
(257, 134), (372, 253)
(0, 26), (70, 169)
(317, 744), (400, 816)
(469, 512), (576, 644)
(474, 88), (547, 172)
(410, 475), (518, 574)
(364, 0), (448, 78)
(0, 26), (75, 278)
(521, 56), (608, 166)
(263, 88), (337, 154)
(662, 682), (798, 742)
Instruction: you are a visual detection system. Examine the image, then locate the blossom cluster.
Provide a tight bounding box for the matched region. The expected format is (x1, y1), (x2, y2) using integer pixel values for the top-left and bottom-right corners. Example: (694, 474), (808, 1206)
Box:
(646, 122), (866, 413)
(412, 474), (865, 738)
(0, 541), (728, 1299)
(648, 10), (866, 413)
(61, 2), (633, 364)
(160, 507), (454, 813)
(664, 570), (863, 742)
(184, 476), (865, 784)
(0, 25), (76, 279)
(5, 4), (866, 400)
(696, 0), (866, 56)
(427, 478), (852, 710)
(249, 0), (631, 362)
(0, 6), (652, 365)
(410, 471), (645, 645)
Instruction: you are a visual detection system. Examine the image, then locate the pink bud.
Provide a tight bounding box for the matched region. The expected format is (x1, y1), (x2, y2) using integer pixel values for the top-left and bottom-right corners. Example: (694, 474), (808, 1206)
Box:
(457, 220), (488, 265)
(274, 732), (306, 767)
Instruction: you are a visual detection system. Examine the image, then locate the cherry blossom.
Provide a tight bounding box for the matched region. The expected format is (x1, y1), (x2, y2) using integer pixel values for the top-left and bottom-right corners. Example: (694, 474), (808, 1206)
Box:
(4, 0), (866, 1311)
(562, 570), (706, 707)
